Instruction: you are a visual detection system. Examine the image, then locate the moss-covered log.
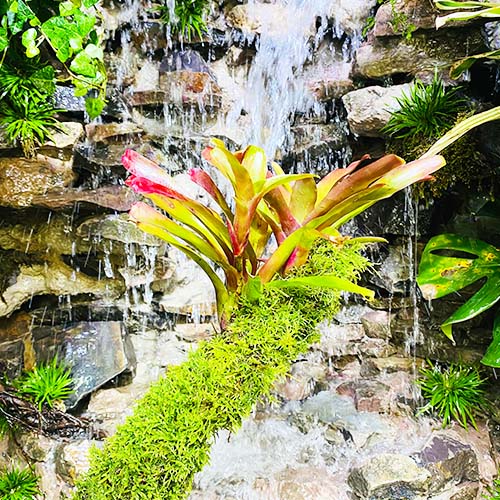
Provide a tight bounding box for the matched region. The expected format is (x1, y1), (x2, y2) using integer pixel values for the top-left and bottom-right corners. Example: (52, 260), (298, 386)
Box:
(74, 242), (369, 499)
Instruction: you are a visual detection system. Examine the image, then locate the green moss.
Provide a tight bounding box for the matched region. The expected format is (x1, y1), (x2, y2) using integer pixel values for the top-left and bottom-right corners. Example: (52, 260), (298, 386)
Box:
(73, 242), (369, 500)
(387, 118), (490, 202)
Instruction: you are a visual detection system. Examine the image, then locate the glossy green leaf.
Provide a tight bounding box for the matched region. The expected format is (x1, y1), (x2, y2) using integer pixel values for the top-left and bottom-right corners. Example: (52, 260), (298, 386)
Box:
(436, 6), (500, 27)
(481, 314), (500, 367)
(417, 234), (500, 339)
(242, 276), (263, 303)
(266, 274), (374, 298)
(70, 51), (97, 77)
(450, 49), (500, 79)
(85, 97), (105, 119)
(434, 1), (497, 9)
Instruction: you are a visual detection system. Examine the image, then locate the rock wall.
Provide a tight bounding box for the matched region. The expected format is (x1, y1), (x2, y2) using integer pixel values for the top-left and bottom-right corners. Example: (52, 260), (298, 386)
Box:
(0, 0), (499, 498)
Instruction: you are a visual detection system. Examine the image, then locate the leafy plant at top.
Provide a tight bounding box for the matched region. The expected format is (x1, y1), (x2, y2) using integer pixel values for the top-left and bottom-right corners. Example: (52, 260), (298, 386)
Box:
(124, 138), (446, 324)
(485, 476), (500, 500)
(0, 0), (107, 122)
(417, 361), (488, 430)
(0, 466), (40, 500)
(382, 74), (467, 139)
(158, 0), (209, 40)
(0, 62), (63, 155)
(15, 357), (74, 411)
(417, 234), (500, 366)
(433, 1), (500, 79)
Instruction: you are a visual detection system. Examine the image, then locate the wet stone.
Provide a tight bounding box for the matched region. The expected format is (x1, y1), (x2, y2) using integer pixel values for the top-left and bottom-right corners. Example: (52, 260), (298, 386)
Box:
(32, 321), (136, 409)
(415, 434), (479, 492)
(348, 454), (431, 499)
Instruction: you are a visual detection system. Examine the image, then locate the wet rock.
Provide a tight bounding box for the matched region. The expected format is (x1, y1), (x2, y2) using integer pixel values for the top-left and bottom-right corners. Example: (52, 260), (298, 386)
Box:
(348, 454), (431, 499)
(15, 432), (56, 462)
(361, 356), (426, 376)
(0, 259), (123, 318)
(342, 83), (412, 137)
(0, 154), (76, 208)
(158, 249), (217, 317)
(336, 379), (392, 413)
(45, 122), (84, 149)
(76, 214), (162, 247)
(328, 0), (378, 35)
(29, 185), (139, 212)
(372, 245), (411, 294)
(274, 360), (327, 401)
(374, 0), (437, 37)
(160, 49), (212, 74)
(361, 310), (392, 340)
(354, 30), (486, 80)
(32, 321), (135, 409)
(54, 86), (86, 112)
(274, 466), (349, 500)
(415, 434), (479, 492)
(85, 122), (143, 143)
(0, 338), (25, 379)
(55, 440), (99, 484)
(226, 4), (293, 36)
(133, 60), (160, 91)
(174, 323), (213, 342)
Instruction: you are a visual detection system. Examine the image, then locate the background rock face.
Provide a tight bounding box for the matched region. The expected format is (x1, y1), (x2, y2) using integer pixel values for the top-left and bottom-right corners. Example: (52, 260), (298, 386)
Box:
(0, 0), (498, 498)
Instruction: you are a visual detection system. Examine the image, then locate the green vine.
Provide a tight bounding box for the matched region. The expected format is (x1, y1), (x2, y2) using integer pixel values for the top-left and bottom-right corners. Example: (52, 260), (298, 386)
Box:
(0, 0), (106, 154)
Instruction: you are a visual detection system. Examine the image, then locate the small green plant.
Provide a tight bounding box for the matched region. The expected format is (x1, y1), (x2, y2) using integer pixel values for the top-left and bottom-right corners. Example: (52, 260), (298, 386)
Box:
(383, 74), (467, 139)
(387, 0), (416, 39)
(158, 0), (209, 40)
(417, 361), (488, 430)
(485, 476), (500, 499)
(0, 466), (40, 500)
(15, 357), (74, 411)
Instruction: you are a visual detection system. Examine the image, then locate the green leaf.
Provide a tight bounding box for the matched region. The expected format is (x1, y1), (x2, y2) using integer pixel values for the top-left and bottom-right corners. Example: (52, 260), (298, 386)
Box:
(436, 6), (500, 28)
(242, 276), (262, 303)
(266, 274), (375, 298)
(83, 0), (100, 6)
(85, 97), (104, 118)
(84, 42), (103, 59)
(60, 0), (78, 16)
(290, 178), (317, 223)
(31, 66), (56, 95)
(481, 314), (500, 367)
(450, 49), (500, 79)
(417, 234), (500, 340)
(70, 51), (97, 77)
(422, 107), (500, 158)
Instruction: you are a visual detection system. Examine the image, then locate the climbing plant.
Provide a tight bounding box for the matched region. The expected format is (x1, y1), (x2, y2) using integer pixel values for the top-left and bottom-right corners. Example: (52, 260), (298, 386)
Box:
(0, 0), (106, 154)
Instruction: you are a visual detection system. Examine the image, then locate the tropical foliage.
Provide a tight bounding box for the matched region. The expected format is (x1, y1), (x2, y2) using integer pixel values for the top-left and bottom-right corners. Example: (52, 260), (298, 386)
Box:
(382, 74), (467, 139)
(0, 466), (40, 500)
(417, 361), (488, 430)
(123, 139), (445, 323)
(0, 0), (106, 153)
(434, 1), (500, 78)
(158, 0), (209, 40)
(14, 357), (74, 410)
(417, 234), (500, 367)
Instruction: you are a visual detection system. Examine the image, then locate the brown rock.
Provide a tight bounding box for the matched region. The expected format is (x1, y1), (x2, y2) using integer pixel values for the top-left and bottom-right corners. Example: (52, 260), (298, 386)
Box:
(29, 185), (139, 212)
(0, 154), (76, 208)
(85, 122), (143, 143)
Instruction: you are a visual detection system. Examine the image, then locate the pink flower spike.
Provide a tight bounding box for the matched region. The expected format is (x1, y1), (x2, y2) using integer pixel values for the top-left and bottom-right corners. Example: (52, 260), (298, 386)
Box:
(122, 150), (172, 187)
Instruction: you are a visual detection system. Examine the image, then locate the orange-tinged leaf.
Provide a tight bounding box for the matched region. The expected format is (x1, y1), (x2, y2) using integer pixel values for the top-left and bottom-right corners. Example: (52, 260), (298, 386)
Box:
(290, 178), (317, 223)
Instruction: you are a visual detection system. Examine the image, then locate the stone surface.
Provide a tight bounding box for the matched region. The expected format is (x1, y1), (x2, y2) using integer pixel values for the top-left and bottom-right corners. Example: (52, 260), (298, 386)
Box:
(342, 84), (412, 137)
(29, 185), (139, 211)
(85, 122), (143, 143)
(45, 122), (84, 149)
(55, 440), (98, 484)
(32, 321), (135, 408)
(0, 260), (123, 318)
(354, 30), (486, 80)
(0, 154), (76, 207)
(374, 0), (437, 37)
(361, 310), (392, 340)
(416, 434), (479, 491)
(348, 454), (431, 499)
(54, 86), (86, 112)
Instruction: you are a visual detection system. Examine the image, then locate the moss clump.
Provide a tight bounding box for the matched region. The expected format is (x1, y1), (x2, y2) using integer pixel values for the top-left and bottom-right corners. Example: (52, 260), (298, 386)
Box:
(73, 241), (369, 500)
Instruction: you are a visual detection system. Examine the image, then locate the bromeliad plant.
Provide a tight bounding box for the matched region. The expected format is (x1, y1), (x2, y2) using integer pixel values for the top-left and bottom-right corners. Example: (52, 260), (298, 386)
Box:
(123, 139), (446, 325)
(74, 142), (446, 500)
